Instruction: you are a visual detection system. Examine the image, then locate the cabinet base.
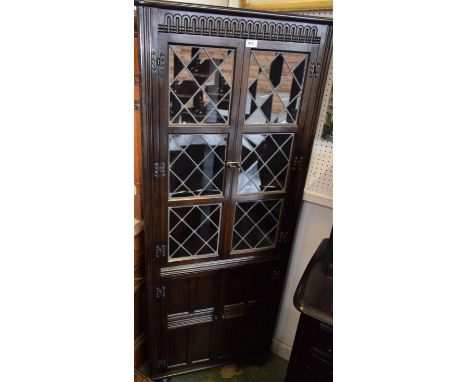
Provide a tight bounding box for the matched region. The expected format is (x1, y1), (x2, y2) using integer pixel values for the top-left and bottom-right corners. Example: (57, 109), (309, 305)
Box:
(151, 355), (272, 381)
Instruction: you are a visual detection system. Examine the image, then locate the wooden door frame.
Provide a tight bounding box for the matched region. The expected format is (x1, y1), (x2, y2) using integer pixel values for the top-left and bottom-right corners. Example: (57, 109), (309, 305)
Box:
(223, 39), (319, 262)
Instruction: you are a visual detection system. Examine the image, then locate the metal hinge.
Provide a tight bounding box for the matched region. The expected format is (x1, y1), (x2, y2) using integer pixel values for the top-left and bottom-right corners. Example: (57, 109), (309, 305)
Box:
(291, 156), (304, 171)
(151, 50), (165, 72)
(279, 231), (289, 244)
(153, 162), (166, 178)
(155, 286), (166, 299)
(272, 270), (281, 281)
(157, 359), (167, 369)
(154, 244), (166, 259)
(309, 62), (321, 78)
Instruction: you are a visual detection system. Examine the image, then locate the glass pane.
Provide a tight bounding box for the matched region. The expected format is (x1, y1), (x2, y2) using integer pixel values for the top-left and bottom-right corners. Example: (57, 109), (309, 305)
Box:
(169, 45), (234, 124)
(245, 51), (307, 124)
(231, 199), (282, 251)
(238, 133), (294, 194)
(169, 204), (221, 260)
(169, 134), (227, 198)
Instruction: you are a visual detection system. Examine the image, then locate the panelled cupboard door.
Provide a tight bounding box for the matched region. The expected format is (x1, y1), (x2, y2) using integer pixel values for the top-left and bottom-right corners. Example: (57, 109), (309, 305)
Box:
(215, 261), (279, 361)
(163, 271), (219, 369)
(159, 261), (280, 372)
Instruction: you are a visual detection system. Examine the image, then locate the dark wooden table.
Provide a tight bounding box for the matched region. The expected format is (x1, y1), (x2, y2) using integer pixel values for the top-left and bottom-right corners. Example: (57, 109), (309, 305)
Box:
(285, 236), (333, 381)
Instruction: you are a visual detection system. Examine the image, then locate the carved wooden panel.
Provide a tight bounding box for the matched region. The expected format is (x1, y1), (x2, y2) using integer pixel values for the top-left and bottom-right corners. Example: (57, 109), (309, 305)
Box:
(167, 322), (213, 367)
(168, 327), (189, 366)
(164, 272), (218, 368)
(159, 12), (321, 44)
(215, 308), (269, 360)
(215, 262), (278, 360)
(166, 273), (217, 315)
(215, 316), (242, 359)
(222, 263), (276, 311)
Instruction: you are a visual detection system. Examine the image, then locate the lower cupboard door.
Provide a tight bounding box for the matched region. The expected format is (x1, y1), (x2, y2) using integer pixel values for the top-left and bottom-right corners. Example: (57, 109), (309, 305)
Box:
(162, 271), (219, 370)
(167, 322), (214, 368)
(215, 262), (279, 361)
(159, 261), (280, 373)
(215, 310), (271, 361)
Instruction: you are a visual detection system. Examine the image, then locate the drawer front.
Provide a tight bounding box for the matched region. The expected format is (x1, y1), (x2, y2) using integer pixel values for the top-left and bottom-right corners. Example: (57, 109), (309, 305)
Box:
(134, 280), (146, 340)
(307, 353), (333, 382)
(312, 321), (333, 360)
(286, 340), (332, 382)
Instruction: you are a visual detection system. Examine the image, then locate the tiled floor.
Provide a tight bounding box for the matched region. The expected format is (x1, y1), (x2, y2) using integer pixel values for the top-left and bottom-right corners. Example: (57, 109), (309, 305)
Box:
(139, 354), (288, 382)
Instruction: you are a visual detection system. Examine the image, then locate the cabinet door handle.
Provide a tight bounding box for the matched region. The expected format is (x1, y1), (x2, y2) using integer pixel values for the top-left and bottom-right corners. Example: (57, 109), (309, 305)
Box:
(226, 161), (241, 169)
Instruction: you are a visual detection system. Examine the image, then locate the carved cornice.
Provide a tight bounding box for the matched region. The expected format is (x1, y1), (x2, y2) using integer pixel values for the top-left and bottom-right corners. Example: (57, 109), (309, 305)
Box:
(159, 13), (321, 44)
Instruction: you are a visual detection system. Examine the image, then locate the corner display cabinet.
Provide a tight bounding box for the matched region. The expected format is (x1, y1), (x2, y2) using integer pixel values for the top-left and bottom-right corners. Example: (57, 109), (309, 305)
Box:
(136, 1), (332, 380)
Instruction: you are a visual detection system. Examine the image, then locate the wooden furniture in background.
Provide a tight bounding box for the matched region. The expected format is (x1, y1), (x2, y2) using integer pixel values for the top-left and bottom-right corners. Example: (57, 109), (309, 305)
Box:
(286, 315), (332, 381)
(285, 236), (333, 381)
(135, 368), (152, 382)
(135, 14), (147, 369)
(136, 1), (332, 380)
(134, 222), (146, 368)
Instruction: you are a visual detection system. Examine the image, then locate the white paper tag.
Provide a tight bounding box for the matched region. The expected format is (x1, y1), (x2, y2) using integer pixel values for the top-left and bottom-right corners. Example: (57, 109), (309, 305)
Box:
(245, 39), (258, 48)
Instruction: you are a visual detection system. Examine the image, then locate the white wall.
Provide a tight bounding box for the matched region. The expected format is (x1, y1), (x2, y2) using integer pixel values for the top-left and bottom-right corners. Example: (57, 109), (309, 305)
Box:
(271, 200), (333, 360)
(271, 11), (333, 359)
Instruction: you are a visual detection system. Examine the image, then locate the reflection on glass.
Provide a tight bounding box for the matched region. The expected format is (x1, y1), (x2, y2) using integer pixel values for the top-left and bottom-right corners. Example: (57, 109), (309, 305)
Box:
(169, 45), (234, 124)
(237, 133), (294, 194)
(231, 199), (282, 251)
(245, 51), (307, 124)
(169, 204), (221, 259)
(169, 134), (227, 198)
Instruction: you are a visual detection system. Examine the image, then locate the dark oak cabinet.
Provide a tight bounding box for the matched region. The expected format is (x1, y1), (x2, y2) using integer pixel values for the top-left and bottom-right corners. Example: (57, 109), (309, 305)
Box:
(136, 1), (332, 379)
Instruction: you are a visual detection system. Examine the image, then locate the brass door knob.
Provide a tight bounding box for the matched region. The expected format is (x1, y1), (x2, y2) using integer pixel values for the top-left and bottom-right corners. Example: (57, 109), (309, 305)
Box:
(226, 161), (241, 169)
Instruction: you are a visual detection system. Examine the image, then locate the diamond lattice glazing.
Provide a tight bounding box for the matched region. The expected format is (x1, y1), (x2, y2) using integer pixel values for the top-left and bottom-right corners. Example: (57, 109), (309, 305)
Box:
(237, 133), (294, 194)
(169, 134), (228, 198)
(169, 204), (221, 259)
(231, 199), (282, 251)
(244, 51), (307, 124)
(169, 45), (234, 124)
